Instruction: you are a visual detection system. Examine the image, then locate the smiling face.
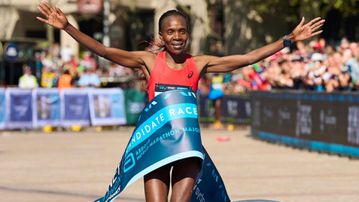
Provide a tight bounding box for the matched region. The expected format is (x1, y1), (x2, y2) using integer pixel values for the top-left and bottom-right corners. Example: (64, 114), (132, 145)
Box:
(159, 15), (189, 55)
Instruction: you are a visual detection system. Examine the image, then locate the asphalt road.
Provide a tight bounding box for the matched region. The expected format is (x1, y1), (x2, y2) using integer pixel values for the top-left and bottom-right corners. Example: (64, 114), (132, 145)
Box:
(0, 127), (358, 202)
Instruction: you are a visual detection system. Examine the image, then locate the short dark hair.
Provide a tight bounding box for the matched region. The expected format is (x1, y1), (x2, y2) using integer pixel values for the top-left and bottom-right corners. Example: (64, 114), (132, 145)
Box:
(158, 9), (190, 33)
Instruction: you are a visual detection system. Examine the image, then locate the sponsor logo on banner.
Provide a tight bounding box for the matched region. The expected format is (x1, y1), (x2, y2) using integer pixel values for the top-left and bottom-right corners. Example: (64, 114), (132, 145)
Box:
(295, 102), (312, 136)
(220, 95), (251, 124)
(61, 89), (90, 126)
(6, 88), (33, 129)
(33, 89), (61, 127)
(89, 88), (126, 126)
(348, 106), (359, 145)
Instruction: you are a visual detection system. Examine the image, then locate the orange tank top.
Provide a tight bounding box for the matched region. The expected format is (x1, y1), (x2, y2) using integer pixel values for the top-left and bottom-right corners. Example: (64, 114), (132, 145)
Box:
(147, 51), (200, 101)
(58, 74), (72, 90)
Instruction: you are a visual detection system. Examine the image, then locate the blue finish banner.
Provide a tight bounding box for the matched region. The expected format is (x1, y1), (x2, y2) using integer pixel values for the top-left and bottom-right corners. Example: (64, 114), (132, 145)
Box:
(61, 89), (90, 126)
(0, 88), (6, 129)
(6, 88), (33, 129)
(33, 89), (61, 127)
(95, 90), (230, 202)
(89, 88), (126, 126)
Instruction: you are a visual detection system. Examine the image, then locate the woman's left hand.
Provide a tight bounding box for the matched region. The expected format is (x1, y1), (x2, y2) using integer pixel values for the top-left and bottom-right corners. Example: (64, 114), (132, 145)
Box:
(290, 17), (325, 42)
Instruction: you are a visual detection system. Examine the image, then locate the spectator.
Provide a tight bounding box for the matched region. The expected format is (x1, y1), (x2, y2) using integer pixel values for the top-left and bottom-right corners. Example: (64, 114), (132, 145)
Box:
(208, 73), (225, 129)
(67, 55), (79, 76)
(80, 51), (97, 70)
(58, 69), (73, 90)
(40, 66), (56, 88)
(344, 46), (359, 90)
(19, 65), (38, 89)
(78, 67), (101, 87)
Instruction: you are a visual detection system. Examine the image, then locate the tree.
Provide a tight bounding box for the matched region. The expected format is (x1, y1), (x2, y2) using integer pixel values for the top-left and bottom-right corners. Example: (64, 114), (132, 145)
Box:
(220, 0), (358, 53)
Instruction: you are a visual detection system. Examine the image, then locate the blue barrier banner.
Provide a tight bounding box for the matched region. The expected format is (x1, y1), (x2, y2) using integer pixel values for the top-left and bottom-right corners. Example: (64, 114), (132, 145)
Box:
(95, 90), (230, 202)
(6, 88), (33, 129)
(251, 91), (359, 157)
(33, 89), (61, 127)
(61, 89), (90, 126)
(0, 88), (6, 129)
(221, 94), (251, 124)
(89, 88), (126, 126)
(198, 93), (215, 123)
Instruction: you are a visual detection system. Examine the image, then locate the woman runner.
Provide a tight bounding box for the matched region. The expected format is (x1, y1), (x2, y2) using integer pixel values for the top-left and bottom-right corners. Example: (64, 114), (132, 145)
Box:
(37, 1), (324, 201)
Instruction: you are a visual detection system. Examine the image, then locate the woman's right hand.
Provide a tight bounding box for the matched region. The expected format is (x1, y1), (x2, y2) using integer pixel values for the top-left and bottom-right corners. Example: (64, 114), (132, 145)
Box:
(37, 1), (69, 30)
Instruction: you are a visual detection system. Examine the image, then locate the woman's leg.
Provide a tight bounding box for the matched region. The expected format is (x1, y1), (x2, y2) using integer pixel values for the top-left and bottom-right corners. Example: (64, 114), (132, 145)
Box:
(170, 157), (201, 202)
(144, 164), (171, 202)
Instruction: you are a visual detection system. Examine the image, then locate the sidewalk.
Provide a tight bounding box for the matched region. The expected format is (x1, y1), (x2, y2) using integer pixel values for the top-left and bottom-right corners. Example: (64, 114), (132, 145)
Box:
(0, 127), (358, 202)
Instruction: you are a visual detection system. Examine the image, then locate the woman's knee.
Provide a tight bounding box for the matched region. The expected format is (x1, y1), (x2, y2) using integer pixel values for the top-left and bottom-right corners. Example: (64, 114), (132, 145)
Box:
(170, 158), (201, 202)
(170, 175), (197, 202)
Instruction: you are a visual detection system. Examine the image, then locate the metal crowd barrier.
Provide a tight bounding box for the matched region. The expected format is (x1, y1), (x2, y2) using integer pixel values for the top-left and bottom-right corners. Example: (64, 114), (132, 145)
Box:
(0, 89), (252, 131)
(0, 88), (146, 130)
(198, 93), (251, 125)
(250, 90), (359, 158)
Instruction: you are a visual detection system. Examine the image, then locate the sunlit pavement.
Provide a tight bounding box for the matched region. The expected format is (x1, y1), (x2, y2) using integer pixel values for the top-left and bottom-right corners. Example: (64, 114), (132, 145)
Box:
(1, 127), (359, 202)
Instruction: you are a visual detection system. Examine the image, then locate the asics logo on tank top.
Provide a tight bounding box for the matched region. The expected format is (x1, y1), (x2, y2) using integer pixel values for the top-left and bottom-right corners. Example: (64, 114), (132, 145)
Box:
(187, 71), (193, 79)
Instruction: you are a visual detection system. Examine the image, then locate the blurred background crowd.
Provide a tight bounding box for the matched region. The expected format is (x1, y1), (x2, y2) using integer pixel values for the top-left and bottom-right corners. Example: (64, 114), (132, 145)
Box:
(1, 0), (358, 93)
(206, 38), (359, 95)
(19, 43), (137, 90)
(17, 37), (359, 95)
(0, 0), (358, 97)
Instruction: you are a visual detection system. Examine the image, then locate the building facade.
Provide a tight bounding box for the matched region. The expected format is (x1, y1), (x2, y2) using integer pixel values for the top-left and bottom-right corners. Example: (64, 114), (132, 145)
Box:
(0, 0), (209, 55)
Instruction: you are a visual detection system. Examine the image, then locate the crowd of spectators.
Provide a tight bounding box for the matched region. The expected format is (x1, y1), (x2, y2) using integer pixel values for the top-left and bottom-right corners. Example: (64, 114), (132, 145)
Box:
(20, 39), (359, 95)
(18, 43), (136, 89)
(213, 38), (359, 94)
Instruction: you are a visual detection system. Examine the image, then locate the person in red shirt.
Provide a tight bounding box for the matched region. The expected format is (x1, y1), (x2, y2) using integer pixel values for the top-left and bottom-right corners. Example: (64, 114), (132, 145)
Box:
(37, 2), (324, 201)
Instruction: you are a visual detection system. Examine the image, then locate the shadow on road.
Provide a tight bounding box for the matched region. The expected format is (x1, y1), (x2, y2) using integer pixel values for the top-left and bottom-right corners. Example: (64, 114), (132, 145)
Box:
(0, 185), (143, 201)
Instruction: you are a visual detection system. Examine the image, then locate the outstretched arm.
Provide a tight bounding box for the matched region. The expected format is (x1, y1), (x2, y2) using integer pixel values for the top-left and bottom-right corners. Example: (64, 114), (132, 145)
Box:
(37, 1), (149, 69)
(201, 17), (325, 73)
